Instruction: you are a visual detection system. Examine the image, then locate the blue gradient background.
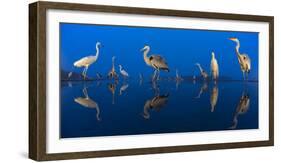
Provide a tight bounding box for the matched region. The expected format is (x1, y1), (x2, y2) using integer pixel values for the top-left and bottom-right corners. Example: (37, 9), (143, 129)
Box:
(60, 23), (259, 80)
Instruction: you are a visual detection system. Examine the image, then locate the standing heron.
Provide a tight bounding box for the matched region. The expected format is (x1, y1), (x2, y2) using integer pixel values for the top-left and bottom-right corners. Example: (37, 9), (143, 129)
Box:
(73, 42), (101, 79)
(74, 87), (101, 121)
(229, 38), (251, 80)
(210, 52), (219, 81)
(119, 65), (129, 79)
(108, 56), (118, 79)
(195, 63), (208, 80)
(140, 45), (169, 81)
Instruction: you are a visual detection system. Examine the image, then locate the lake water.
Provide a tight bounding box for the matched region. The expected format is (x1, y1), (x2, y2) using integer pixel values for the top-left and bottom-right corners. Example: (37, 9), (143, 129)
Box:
(60, 80), (258, 138)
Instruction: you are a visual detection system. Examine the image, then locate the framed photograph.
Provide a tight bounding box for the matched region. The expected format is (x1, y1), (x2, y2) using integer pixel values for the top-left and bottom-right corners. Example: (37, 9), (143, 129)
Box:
(29, 1), (274, 161)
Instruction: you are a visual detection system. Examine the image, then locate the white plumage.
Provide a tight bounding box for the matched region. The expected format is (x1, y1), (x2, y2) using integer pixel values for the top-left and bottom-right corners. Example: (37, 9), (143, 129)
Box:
(73, 42), (101, 79)
(119, 65), (129, 78)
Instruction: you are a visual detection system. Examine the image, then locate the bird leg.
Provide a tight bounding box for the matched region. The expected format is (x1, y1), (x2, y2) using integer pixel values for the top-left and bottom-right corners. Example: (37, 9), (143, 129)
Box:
(156, 70), (160, 81)
(84, 66), (89, 79)
(152, 70), (157, 81)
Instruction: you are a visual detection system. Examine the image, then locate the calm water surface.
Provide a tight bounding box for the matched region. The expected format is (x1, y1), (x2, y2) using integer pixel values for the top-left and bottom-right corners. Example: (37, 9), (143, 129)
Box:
(60, 80), (258, 138)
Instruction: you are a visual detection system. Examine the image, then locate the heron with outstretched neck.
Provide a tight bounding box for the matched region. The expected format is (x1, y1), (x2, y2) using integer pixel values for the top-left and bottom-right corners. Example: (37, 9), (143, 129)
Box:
(73, 42), (101, 79)
(195, 63), (208, 80)
(229, 37), (251, 80)
(140, 45), (169, 81)
(108, 56), (118, 80)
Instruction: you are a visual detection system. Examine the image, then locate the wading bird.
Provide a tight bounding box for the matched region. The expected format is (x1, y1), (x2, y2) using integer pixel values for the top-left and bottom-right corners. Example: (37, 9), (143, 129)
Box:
(140, 45), (169, 81)
(210, 52), (219, 81)
(107, 56), (118, 80)
(96, 73), (102, 79)
(143, 94), (169, 119)
(229, 38), (251, 80)
(119, 65), (129, 79)
(229, 91), (250, 129)
(73, 42), (101, 79)
(195, 63), (208, 80)
(74, 87), (101, 121)
(175, 69), (183, 81)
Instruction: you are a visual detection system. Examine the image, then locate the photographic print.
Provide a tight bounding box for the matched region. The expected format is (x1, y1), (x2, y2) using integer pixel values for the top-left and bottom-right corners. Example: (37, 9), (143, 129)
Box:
(60, 23), (259, 138)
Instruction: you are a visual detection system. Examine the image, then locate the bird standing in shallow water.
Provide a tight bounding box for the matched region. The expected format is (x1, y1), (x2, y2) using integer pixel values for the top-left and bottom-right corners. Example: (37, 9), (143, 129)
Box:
(195, 63), (208, 80)
(210, 52), (219, 82)
(140, 45), (169, 81)
(119, 65), (129, 79)
(73, 42), (101, 79)
(108, 56), (118, 80)
(229, 37), (251, 80)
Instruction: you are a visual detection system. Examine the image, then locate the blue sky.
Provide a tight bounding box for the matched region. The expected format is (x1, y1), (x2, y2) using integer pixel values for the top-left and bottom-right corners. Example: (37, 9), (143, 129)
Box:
(60, 23), (259, 80)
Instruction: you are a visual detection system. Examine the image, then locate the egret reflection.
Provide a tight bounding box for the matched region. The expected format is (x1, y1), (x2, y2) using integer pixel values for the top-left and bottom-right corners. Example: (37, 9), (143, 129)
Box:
(229, 91), (250, 129)
(74, 87), (101, 121)
(119, 83), (129, 95)
(143, 93), (169, 119)
(210, 84), (219, 112)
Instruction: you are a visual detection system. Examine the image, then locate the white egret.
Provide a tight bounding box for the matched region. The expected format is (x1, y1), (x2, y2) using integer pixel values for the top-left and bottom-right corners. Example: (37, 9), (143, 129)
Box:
(119, 65), (129, 79)
(229, 38), (251, 80)
(210, 52), (219, 81)
(73, 42), (101, 79)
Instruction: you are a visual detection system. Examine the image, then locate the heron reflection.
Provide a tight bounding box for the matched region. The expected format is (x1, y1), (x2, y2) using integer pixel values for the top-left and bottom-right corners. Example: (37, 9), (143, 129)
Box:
(210, 84), (219, 112)
(74, 87), (101, 121)
(195, 82), (208, 98)
(143, 93), (169, 119)
(229, 91), (250, 129)
(108, 82), (117, 104)
(119, 83), (129, 95)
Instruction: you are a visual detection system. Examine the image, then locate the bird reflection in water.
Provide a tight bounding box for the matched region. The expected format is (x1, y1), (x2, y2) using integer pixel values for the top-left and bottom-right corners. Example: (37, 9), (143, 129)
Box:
(139, 73), (143, 86)
(143, 93), (169, 119)
(175, 69), (183, 90)
(74, 87), (101, 121)
(108, 82), (117, 104)
(229, 91), (250, 129)
(195, 82), (208, 98)
(119, 83), (129, 95)
(210, 84), (219, 112)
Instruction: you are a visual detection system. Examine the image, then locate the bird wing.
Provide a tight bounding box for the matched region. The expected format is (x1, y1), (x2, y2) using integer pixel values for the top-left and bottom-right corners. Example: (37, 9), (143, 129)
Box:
(150, 55), (169, 71)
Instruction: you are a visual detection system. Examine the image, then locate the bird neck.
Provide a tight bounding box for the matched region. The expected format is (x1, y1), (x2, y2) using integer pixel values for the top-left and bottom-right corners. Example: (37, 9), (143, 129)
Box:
(112, 58), (115, 70)
(197, 64), (203, 73)
(143, 48), (150, 65)
(95, 44), (100, 58)
(119, 66), (122, 72)
(235, 40), (241, 56)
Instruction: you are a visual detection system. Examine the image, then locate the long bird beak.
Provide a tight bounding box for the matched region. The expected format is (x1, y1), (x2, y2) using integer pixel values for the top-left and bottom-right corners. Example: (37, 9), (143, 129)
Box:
(229, 37), (236, 41)
(140, 48), (144, 52)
